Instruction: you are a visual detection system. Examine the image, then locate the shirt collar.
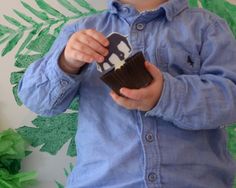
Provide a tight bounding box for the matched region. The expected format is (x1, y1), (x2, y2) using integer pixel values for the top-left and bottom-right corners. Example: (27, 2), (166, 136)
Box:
(161, 0), (189, 21)
(107, 0), (189, 21)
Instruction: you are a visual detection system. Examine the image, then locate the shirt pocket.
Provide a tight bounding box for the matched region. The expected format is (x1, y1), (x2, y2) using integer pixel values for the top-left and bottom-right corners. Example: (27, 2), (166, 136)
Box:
(157, 46), (201, 76)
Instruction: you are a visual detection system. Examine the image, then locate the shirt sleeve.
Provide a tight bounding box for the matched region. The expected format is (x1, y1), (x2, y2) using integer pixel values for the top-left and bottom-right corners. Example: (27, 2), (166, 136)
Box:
(18, 22), (87, 117)
(146, 18), (236, 130)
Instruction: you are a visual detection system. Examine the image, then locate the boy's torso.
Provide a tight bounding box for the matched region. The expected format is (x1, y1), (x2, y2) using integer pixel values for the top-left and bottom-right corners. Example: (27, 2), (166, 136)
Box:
(67, 0), (236, 187)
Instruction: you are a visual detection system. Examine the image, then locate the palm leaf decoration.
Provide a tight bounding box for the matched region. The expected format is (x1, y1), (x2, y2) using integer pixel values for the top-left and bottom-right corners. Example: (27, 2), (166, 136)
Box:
(55, 163), (74, 188)
(1, 0), (101, 57)
(17, 112), (78, 157)
(2, 0), (100, 158)
(0, 0), (103, 106)
(189, 0), (236, 38)
(1, 1), (236, 187)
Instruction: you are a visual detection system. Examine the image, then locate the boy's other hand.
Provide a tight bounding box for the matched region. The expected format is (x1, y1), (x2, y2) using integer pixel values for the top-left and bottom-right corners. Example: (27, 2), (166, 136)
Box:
(59, 29), (109, 74)
(110, 61), (164, 112)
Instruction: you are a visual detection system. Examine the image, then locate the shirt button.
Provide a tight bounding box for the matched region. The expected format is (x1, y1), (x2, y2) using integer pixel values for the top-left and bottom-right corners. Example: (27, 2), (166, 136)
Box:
(60, 80), (69, 86)
(145, 133), (154, 142)
(122, 7), (129, 14)
(148, 172), (157, 182)
(136, 23), (145, 31)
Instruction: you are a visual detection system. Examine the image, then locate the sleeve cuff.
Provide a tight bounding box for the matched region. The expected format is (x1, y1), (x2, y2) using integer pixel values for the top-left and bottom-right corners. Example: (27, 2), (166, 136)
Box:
(46, 45), (87, 86)
(145, 72), (184, 122)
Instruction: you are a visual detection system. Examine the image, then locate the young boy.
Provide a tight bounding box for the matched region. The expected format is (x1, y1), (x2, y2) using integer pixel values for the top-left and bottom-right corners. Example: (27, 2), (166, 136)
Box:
(18, 0), (236, 187)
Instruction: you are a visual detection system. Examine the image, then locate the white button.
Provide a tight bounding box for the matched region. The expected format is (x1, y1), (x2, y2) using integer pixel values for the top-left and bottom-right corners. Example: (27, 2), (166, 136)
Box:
(145, 133), (154, 142)
(122, 7), (129, 13)
(60, 80), (69, 86)
(148, 172), (157, 182)
(136, 23), (145, 31)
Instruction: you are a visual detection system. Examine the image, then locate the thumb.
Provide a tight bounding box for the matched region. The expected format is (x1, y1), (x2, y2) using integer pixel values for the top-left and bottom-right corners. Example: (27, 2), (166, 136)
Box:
(144, 61), (162, 81)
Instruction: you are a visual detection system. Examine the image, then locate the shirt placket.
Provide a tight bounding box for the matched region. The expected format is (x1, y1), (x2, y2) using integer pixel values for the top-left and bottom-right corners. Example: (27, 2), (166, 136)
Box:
(140, 111), (161, 188)
(130, 16), (161, 187)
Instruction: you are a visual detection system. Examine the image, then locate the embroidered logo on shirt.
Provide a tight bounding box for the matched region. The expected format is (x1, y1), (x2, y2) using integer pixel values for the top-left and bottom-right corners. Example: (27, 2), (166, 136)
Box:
(187, 56), (194, 67)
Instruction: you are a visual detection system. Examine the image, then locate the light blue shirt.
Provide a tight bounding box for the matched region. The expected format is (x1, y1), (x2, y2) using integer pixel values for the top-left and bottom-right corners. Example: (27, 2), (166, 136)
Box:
(18, 0), (236, 187)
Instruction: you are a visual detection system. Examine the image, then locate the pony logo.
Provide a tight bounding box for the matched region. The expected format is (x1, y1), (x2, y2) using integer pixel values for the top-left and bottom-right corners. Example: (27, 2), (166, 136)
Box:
(97, 32), (132, 73)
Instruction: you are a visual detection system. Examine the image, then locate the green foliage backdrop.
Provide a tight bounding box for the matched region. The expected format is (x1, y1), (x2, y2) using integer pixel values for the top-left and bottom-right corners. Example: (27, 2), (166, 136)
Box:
(0, 0), (236, 187)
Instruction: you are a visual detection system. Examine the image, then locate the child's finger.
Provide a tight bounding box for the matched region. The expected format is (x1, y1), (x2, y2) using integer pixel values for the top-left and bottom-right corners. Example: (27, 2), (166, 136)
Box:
(71, 42), (104, 63)
(144, 61), (161, 81)
(110, 91), (140, 110)
(70, 49), (95, 64)
(84, 29), (109, 47)
(119, 88), (146, 101)
(76, 32), (108, 57)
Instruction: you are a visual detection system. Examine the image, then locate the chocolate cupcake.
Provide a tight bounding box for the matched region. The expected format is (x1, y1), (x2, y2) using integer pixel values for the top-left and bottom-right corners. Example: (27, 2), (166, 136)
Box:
(100, 51), (153, 95)
(97, 33), (153, 95)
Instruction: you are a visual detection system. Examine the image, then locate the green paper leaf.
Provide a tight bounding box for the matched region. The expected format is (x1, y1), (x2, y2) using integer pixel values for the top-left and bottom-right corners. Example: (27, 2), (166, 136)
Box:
(15, 28), (42, 57)
(66, 136), (76, 157)
(38, 26), (50, 36)
(12, 85), (22, 106)
(64, 168), (69, 177)
(15, 32), (36, 57)
(200, 0), (236, 38)
(0, 24), (14, 33)
(74, 0), (97, 12)
(225, 1), (236, 12)
(15, 54), (42, 68)
(21, 1), (50, 21)
(13, 10), (38, 26)
(35, 0), (66, 19)
(69, 162), (74, 171)
(26, 32), (56, 54)
(68, 98), (79, 111)
(54, 22), (66, 36)
(226, 124), (236, 159)
(57, 0), (82, 15)
(2, 32), (24, 57)
(0, 0), (101, 58)
(55, 162), (74, 188)
(10, 71), (24, 85)
(3, 15), (25, 29)
(0, 31), (4, 38)
(25, 150), (32, 157)
(17, 113), (77, 156)
(188, 0), (199, 7)
(233, 177), (236, 188)
(55, 181), (64, 188)
(0, 34), (11, 45)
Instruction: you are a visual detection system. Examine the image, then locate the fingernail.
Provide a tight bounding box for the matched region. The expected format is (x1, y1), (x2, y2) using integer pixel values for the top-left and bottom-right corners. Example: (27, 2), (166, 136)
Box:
(105, 41), (109, 46)
(104, 50), (109, 56)
(98, 57), (104, 62)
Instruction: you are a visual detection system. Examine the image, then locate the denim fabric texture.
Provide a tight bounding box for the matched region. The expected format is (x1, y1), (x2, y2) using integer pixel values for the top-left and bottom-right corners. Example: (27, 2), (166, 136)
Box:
(18, 0), (236, 187)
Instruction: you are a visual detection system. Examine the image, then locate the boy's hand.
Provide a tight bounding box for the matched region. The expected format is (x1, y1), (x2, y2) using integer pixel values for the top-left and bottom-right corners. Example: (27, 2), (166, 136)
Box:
(59, 29), (109, 74)
(110, 62), (164, 112)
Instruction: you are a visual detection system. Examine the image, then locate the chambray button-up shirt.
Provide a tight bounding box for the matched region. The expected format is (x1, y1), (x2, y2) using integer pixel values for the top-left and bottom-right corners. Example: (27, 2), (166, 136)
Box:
(18, 0), (236, 187)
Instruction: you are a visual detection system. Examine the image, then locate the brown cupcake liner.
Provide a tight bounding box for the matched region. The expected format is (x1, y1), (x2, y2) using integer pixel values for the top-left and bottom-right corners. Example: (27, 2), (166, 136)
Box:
(100, 51), (153, 95)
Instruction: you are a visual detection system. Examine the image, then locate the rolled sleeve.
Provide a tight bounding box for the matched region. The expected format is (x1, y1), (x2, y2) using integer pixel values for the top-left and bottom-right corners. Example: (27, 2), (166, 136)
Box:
(18, 22), (86, 116)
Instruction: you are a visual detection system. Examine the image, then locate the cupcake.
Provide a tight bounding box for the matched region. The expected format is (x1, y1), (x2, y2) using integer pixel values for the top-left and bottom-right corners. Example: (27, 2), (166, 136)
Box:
(100, 51), (153, 95)
(97, 33), (153, 95)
